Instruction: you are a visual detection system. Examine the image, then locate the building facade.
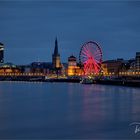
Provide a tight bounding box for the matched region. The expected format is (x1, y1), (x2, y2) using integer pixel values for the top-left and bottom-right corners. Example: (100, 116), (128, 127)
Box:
(30, 62), (53, 74)
(67, 55), (82, 76)
(102, 58), (139, 77)
(0, 63), (21, 74)
(0, 42), (4, 63)
(102, 59), (123, 76)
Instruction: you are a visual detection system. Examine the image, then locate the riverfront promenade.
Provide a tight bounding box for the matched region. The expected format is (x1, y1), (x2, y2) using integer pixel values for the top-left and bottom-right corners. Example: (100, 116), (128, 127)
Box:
(0, 74), (140, 87)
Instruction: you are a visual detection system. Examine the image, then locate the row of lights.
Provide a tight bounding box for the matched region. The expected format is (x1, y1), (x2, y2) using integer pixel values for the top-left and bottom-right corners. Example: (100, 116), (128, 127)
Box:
(103, 72), (115, 76)
(103, 71), (140, 76)
(0, 73), (44, 76)
(119, 71), (140, 75)
(0, 73), (67, 77)
(0, 71), (140, 76)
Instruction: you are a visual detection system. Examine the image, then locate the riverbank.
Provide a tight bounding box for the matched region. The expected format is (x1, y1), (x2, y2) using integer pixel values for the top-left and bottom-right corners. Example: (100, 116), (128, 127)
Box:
(0, 75), (140, 87)
(0, 75), (80, 83)
(96, 79), (140, 87)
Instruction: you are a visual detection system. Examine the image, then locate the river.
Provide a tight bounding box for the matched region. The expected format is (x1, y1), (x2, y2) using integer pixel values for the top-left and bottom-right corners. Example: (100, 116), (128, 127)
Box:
(0, 81), (140, 139)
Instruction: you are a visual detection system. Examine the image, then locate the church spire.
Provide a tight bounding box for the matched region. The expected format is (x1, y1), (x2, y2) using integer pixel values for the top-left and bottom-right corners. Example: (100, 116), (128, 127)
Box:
(52, 37), (61, 69)
(54, 37), (59, 56)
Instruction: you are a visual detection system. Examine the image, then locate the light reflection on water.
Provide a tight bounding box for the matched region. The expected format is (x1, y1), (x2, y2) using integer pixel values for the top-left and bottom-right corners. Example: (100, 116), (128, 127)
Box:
(0, 81), (140, 139)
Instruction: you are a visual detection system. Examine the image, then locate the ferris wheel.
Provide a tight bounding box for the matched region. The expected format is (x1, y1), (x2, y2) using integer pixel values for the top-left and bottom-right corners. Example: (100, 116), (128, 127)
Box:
(79, 41), (102, 76)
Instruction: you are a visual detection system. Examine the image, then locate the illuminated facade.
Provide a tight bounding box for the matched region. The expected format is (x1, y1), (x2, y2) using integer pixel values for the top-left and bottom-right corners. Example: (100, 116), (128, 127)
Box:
(102, 58), (140, 77)
(102, 59), (123, 76)
(67, 55), (82, 76)
(0, 42), (4, 63)
(0, 63), (21, 73)
(52, 38), (61, 69)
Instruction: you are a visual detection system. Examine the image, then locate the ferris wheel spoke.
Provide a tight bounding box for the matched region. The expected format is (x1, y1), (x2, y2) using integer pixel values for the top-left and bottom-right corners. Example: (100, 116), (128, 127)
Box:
(87, 44), (94, 56)
(94, 48), (100, 54)
(82, 57), (88, 62)
(91, 49), (100, 56)
(81, 51), (90, 57)
(94, 58), (102, 63)
(95, 63), (100, 69)
(83, 46), (88, 53)
(81, 53), (86, 58)
(82, 59), (88, 63)
(81, 56), (88, 60)
(87, 45), (95, 57)
(94, 63), (101, 70)
(81, 50), (88, 55)
(81, 53), (88, 59)
(93, 49), (101, 57)
(94, 55), (102, 60)
(93, 54), (102, 60)
(94, 59), (101, 64)
(83, 44), (90, 53)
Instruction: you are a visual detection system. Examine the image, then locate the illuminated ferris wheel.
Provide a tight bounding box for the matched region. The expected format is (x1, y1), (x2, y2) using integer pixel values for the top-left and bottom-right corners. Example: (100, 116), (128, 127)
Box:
(79, 41), (102, 76)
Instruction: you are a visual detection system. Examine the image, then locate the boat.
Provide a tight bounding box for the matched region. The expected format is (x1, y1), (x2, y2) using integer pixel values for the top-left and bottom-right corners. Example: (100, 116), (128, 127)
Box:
(80, 78), (93, 84)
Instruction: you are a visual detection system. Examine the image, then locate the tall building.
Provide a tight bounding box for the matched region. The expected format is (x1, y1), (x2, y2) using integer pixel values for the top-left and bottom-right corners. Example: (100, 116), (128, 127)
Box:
(67, 55), (82, 76)
(68, 55), (77, 67)
(52, 38), (61, 69)
(135, 52), (140, 72)
(0, 42), (4, 63)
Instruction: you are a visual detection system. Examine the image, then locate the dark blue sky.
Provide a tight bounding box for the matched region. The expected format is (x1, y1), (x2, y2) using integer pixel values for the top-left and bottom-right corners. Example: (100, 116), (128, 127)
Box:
(0, 0), (140, 64)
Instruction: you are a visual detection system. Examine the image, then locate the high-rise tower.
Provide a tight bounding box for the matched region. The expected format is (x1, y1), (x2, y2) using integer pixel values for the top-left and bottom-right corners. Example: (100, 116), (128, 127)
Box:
(0, 42), (4, 63)
(52, 38), (61, 69)
(135, 52), (140, 72)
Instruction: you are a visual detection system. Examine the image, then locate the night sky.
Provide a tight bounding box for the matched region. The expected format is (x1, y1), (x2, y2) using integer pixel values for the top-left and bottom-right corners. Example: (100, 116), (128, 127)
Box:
(0, 0), (140, 64)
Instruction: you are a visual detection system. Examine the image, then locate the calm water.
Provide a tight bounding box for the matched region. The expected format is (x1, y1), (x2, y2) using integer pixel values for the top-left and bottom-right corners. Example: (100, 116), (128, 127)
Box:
(0, 82), (140, 139)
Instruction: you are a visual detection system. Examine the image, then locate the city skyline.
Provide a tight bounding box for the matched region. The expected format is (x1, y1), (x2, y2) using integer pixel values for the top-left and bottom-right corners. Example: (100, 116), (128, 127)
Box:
(0, 0), (140, 64)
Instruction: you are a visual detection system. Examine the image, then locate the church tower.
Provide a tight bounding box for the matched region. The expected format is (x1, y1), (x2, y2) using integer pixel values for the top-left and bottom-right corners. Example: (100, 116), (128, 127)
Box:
(52, 37), (61, 69)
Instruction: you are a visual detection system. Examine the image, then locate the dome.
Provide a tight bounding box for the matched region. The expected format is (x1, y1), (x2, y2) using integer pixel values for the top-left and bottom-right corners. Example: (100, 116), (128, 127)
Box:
(68, 55), (76, 61)
(69, 55), (76, 59)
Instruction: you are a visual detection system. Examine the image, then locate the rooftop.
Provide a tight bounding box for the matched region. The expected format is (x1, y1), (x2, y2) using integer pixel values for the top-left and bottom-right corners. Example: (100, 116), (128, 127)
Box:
(0, 63), (17, 68)
(69, 55), (76, 59)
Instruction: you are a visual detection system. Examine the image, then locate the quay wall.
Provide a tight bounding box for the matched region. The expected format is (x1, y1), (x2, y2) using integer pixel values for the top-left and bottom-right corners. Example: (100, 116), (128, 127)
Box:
(0, 75), (140, 87)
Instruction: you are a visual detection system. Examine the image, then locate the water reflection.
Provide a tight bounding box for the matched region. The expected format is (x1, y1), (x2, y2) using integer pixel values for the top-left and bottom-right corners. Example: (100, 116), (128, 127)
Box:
(0, 82), (140, 139)
(67, 84), (140, 138)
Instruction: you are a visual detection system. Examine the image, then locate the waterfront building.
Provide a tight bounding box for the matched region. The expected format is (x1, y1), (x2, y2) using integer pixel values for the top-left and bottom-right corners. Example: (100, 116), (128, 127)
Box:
(102, 58), (140, 77)
(17, 62), (55, 75)
(102, 59), (123, 76)
(0, 42), (4, 63)
(135, 52), (140, 72)
(68, 55), (77, 67)
(30, 62), (53, 74)
(120, 59), (134, 72)
(52, 38), (61, 69)
(0, 63), (21, 74)
(67, 55), (82, 76)
(19, 65), (31, 73)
